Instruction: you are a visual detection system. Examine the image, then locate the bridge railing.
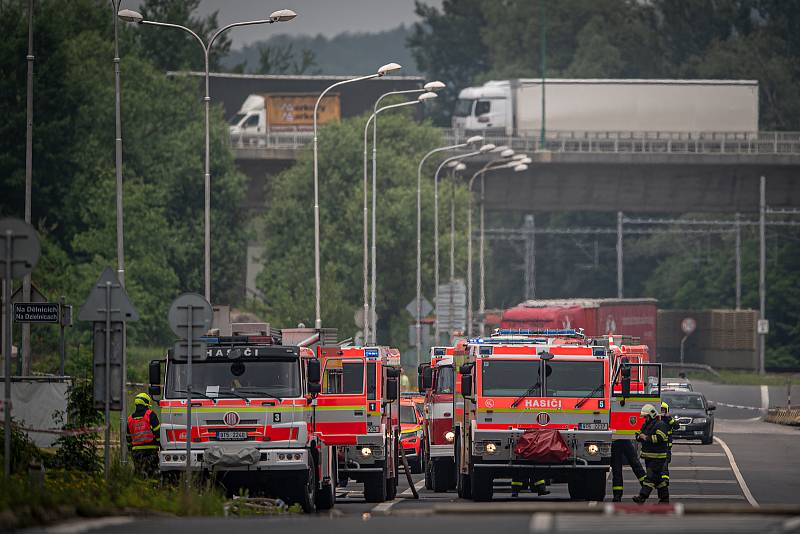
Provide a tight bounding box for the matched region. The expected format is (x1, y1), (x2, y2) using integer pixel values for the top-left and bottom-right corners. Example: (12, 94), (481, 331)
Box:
(229, 129), (800, 156)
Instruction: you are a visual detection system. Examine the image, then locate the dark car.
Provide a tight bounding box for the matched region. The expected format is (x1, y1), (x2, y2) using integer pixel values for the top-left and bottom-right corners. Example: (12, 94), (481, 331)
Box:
(662, 391), (716, 445)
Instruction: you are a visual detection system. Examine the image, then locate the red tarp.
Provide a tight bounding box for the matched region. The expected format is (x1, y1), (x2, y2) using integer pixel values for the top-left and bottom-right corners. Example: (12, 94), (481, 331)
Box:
(512, 429), (571, 463)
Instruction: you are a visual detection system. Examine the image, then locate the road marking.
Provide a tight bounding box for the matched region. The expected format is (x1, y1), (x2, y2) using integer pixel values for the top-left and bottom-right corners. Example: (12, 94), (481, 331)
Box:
(47, 517), (133, 534)
(761, 385), (769, 410)
(529, 513), (554, 533)
(715, 435), (759, 508)
(371, 500), (398, 513)
(670, 452), (725, 457)
(401, 478), (426, 496)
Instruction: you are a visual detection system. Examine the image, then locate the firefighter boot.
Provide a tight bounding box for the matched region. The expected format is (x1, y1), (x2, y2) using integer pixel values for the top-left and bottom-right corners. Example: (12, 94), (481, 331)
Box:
(657, 484), (669, 503)
(612, 489), (623, 502)
(534, 479), (550, 496)
(633, 484), (652, 504)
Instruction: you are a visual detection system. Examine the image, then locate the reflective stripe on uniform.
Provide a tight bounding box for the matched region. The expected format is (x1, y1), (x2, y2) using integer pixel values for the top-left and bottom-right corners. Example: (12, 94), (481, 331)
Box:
(641, 452), (667, 459)
(132, 444), (159, 450)
(511, 481), (523, 486)
(612, 485), (624, 491)
(534, 480), (545, 486)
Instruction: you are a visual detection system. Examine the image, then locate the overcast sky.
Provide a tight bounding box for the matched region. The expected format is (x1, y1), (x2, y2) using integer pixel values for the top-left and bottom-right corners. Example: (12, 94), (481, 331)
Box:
(155, 0), (442, 49)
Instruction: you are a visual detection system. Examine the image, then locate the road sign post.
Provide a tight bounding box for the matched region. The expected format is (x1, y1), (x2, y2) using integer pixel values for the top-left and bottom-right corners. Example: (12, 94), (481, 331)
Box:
(0, 218), (41, 479)
(168, 293), (213, 491)
(79, 267), (138, 479)
(59, 297), (71, 376)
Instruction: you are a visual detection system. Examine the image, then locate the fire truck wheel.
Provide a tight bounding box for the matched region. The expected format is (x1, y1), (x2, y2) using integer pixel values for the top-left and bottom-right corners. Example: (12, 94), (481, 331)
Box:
(584, 470), (607, 502)
(567, 476), (588, 500)
(316, 457), (336, 510)
(364, 470), (387, 502)
(296, 456), (318, 513)
(470, 469), (493, 502)
(425, 462), (433, 489)
(431, 459), (451, 492)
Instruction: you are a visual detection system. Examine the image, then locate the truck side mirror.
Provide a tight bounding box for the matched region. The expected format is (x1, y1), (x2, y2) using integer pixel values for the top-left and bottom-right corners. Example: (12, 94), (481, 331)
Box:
(385, 378), (399, 402)
(149, 360), (161, 387)
(307, 358), (321, 384)
(386, 367), (401, 379)
(307, 382), (321, 395)
(148, 385), (162, 398)
(421, 366), (433, 391)
(621, 376), (631, 398)
(461, 374), (473, 398)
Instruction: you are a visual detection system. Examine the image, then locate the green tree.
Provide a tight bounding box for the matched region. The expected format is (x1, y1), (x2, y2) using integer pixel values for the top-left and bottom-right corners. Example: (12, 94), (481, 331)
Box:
(256, 108), (472, 347)
(135, 0), (231, 72)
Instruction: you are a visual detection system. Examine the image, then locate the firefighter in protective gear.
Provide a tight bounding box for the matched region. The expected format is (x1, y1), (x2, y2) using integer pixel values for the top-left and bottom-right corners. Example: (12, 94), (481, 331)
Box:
(511, 473), (549, 497)
(127, 392), (161, 477)
(632, 404), (670, 504)
(610, 439), (646, 502)
(660, 401), (678, 491)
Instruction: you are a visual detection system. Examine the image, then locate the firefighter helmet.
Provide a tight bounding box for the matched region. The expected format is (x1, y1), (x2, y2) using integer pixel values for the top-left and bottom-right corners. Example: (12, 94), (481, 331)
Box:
(661, 401), (669, 413)
(134, 392), (153, 407)
(640, 404), (658, 418)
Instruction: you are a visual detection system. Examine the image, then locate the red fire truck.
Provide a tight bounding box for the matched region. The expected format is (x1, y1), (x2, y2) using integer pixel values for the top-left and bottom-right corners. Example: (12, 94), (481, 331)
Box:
(150, 331), (336, 513)
(418, 346), (456, 491)
(316, 346), (402, 502)
(454, 329), (662, 501)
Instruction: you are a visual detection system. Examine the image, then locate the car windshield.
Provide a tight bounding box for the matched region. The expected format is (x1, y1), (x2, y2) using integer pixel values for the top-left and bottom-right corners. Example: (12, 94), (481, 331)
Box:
(545, 361), (605, 398)
(400, 405), (418, 425)
(453, 98), (474, 117)
(663, 394), (706, 410)
(166, 358), (300, 398)
(481, 359), (542, 397)
(435, 365), (454, 394)
(229, 112), (246, 126)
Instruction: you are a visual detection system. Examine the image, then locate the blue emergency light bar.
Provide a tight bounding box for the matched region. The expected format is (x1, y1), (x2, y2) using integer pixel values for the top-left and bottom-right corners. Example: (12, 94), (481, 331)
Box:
(364, 348), (379, 357)
(494, 329), (584, 337)
(433, 347), (447, 356)
(468, 337), (549, 345)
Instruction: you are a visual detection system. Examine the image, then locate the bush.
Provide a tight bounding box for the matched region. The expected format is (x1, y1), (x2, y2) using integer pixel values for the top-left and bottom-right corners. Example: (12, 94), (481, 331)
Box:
(0, 420), (42, 474)
(50, 381), (102, 472)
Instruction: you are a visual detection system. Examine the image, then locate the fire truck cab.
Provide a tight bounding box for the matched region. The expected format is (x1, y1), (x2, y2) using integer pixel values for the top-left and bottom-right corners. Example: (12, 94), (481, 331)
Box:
(455, 330), (616, 501)
(149, 331), (335, 513)
(316, 346), (402, 502)
(418, 346), (459, 492)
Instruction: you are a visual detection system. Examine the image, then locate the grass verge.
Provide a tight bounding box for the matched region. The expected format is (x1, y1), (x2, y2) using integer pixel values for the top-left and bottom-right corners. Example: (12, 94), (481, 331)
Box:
(686, 369), (800, 386)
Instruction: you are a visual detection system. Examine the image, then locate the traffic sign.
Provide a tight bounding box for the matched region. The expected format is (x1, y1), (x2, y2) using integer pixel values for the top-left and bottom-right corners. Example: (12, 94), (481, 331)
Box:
(11, 282), (48, 304)
(757, 319), (769, 335)
(78, 267), (139, 323)
(168, 293), (213, 340)
(0, 218), (40, 279)
(13, 302), (59, 323)
(435, 279), (467, 331)
(681, 317), (696, 335)
(406, 296), (433, 319)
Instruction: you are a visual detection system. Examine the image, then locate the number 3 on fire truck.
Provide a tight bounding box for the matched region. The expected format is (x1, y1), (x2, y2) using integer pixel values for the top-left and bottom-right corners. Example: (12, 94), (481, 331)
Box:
(273, 413), (281, 423)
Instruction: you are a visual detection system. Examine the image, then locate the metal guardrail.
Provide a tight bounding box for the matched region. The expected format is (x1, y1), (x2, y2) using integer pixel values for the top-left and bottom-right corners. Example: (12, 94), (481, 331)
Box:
(229, 129), (800, 156)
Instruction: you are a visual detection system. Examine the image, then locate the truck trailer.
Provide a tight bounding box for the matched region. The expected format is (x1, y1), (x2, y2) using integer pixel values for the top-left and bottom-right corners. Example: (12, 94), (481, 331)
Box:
(452, 78), (759, 136)
(500, 299), (658, 357)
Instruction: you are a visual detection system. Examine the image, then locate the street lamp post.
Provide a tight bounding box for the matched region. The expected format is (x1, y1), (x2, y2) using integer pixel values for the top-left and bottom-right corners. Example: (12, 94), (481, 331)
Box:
(448, 162), (466, 339)
(368, 82), (444, 343)
(432, 144), (494, 342)
(363, 92), (437, 344)
(414, 136), (482, 364)
(312, 62), (401, 330)
(466, 158), (528, 337)
(118, 8), (297, 304)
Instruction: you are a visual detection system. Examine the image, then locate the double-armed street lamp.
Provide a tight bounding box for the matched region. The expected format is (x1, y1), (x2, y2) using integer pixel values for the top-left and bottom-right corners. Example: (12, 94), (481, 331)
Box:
(362, 90), (439, 344)
(431, 144), (495, 342)
(413, 136), (482, 363)
(118, 8), (297, 304)
(367, 82), (445, 342)
(312, 63), (402, 331)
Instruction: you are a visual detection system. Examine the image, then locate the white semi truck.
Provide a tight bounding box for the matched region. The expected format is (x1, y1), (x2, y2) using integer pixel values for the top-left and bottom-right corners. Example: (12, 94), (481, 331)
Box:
(452, 79), (759, 136)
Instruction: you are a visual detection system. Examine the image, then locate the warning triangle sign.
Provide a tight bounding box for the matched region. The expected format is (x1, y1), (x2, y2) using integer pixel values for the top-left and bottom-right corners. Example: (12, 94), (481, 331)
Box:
(78, 267), (139, 323)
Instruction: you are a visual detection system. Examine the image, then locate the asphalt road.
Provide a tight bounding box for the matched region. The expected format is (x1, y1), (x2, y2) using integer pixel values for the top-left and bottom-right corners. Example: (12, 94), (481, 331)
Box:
(31, 379), (800, 534)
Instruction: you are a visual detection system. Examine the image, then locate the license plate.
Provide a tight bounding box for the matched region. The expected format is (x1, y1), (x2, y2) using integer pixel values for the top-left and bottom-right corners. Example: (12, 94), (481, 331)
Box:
(693, 430), (704, 436)
(217, 430), (248, 441)
(578, 423), (608, 430)
(679, 425), (687, 431)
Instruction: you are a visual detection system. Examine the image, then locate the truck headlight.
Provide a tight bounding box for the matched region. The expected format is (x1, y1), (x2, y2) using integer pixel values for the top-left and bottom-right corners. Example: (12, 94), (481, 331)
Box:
(444, 431), (455, 443)
(585, 443), (600, 456)
(694, 417), (707, 424)
(485, 442), (497, 454)
(360, 447), (373, 457)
